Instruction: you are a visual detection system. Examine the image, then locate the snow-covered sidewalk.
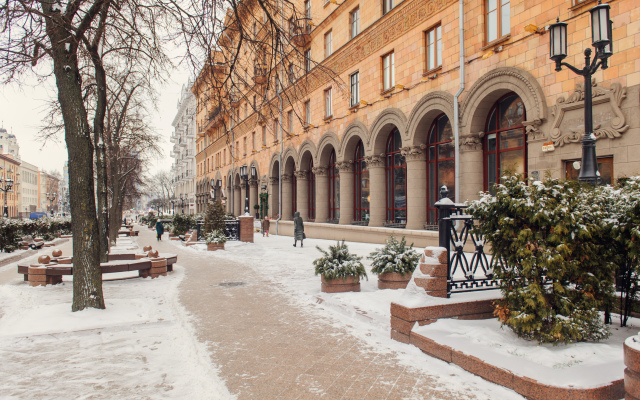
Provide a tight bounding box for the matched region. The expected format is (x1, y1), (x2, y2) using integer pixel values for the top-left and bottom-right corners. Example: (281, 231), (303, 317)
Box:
(0, 240), (232, 399)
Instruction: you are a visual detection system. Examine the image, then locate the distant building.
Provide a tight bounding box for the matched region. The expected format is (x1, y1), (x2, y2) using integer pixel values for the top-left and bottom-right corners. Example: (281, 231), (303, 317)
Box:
(38, 171), (60, 215)
(170, 81), (197, 214)
(19, 160), (39, 217)
(0, 153), (21, 218)
(0, 127), (20, 159)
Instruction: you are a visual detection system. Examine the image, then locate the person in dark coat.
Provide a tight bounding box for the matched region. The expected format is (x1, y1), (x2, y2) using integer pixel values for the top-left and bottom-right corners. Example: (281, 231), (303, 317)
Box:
(262, 216), (270, 237)
(155, 221), (164, 241)
(293, 211), (304, 247)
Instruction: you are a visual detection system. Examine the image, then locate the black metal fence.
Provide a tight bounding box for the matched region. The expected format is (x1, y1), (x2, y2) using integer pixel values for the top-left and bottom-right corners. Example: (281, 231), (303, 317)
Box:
(195, 219), (240, 241)
(434, 186), (499, 297)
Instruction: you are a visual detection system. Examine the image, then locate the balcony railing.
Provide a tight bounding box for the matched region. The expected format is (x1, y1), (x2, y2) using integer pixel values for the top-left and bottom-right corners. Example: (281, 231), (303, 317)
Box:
(253, 64), (268, 85)
(291, 19), (312, 47)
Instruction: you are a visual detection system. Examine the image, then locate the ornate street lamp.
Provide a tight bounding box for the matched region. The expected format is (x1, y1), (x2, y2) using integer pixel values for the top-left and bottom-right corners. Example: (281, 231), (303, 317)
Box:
(549, 1), (612, 185)
(0, 176), (14, 218)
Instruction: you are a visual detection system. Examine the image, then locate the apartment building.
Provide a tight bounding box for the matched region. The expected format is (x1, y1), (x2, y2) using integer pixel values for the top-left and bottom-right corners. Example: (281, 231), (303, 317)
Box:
(193, 0), (638, 244)
(0, 153), (20, 218)
(171, 81), (197, 214)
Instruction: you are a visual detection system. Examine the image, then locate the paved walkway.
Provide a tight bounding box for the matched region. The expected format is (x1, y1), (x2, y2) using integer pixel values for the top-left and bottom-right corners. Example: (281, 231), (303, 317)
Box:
(143, 227), (498, 400)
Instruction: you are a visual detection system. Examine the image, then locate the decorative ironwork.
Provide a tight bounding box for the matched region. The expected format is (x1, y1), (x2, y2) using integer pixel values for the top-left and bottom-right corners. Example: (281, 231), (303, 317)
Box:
(224, 219), (240, 240)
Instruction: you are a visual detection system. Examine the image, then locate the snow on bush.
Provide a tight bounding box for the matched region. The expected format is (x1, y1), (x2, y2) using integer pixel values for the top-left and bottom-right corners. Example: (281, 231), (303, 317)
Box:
(468, 175), (616, 344)
(313, 240), (367, 281)
(368, 236), (420, 276)
(205, 230), (227, 245)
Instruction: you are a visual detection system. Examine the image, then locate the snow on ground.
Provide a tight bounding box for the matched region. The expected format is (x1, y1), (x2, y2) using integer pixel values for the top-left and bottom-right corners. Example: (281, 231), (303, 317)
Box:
(0, 249), (27, 263)
(177, 233), (636, 392)
(0, 239), (233, 399)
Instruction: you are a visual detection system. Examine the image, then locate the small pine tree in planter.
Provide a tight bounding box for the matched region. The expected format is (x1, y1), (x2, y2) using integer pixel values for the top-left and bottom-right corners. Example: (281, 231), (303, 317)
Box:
(205, 230), (228, 251)
(369, 236), (420, 289)
(313, 241), (367, 293)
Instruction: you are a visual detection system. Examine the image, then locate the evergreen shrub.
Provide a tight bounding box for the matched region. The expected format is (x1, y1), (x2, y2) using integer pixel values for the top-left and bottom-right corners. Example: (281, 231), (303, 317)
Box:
(313, 241), (367, 281)
(0, 219), (22, 252)
(369, 236), (420, 276)
(171, 213), (195, 235)
(203, 200), (226, 235)
(468, 175), (616, 344)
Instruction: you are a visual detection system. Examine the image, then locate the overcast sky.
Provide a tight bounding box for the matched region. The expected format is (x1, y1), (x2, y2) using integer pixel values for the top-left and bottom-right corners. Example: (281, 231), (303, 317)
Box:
(0, 68), (191, 176)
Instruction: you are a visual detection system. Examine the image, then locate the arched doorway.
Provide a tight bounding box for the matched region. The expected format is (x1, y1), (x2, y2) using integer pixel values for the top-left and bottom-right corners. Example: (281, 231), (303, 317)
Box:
(426, 114), (454, 225)
(353, 140), (369, 223)
(385, 129), (406, 225)
(484, 93), (526, 191)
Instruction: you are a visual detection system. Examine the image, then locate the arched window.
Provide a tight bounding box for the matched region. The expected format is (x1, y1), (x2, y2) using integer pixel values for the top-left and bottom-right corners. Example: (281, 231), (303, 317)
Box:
(385, 129), (406, 224)
(292, 173), (297, 213)
(484, 93), (526, 191)
(426, 114), (454, 225)
(354, 140), (369, 222)
(328, 149), (340, 222)
(308, 158), (315, 220)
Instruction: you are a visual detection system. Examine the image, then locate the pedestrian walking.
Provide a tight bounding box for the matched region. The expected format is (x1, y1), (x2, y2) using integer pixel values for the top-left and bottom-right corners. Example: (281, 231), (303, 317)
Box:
(293, 211), (304, 247)
(155, 220), (164, 241)
(262, 216), (270, 237)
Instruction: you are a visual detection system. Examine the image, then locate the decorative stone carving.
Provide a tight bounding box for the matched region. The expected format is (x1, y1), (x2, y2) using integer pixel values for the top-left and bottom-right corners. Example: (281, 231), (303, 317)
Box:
(460, 135), (482, 152)
(249, 179), (258, 187)
(311, 166), (327, 176)
(550, 80), (628, 147)
(281, 174), (292, 183)
(336, 161), (354, 173)
(233, 185), (241, 190)
(294, 170), (308, 180)
(269, 176), (279, 185)
(401, 145), (426, 161)
(523, 118), (544, 141)
(365, 155), (385, 168)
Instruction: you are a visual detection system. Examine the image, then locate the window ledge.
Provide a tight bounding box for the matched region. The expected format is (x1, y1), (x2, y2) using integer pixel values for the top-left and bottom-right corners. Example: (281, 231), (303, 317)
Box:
(422, 66), (442, 78)
(348, 104), (359, 112)
(324, 115), (333, 121)
(481, 35), (511, 51)
(380, 87), (394, 96)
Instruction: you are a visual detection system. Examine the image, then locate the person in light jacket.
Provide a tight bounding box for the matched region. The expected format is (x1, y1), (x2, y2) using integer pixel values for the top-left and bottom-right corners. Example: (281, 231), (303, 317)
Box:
(262, 216), (270, 237)
(155, 221), (164, 241)
(293, 211), (304, 247)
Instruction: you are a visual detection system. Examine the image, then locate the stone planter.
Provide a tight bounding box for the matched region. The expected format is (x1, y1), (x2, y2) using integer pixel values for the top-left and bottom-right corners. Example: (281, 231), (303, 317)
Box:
(321, 275), (360, 293)
(207, 243), (225, 251)
(378, 272), (412, 290)
(624, 337), (640, 400)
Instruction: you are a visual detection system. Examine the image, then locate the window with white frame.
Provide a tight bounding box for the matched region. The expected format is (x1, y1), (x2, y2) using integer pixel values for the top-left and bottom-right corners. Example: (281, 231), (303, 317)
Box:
(304, 101), (311, 126)
(288, 111), (294, 133)
(350, 7), (360, 39)
(350, 71), (359, 107)
(426, 25), (442, 71)
(382, 52), (395, 91)
(486, 0), (510, 44)
(304, 49), (312, 73)
(383, 0), (394, 15)
(324, 30), (332, 58)
(324, 88), (332, 118)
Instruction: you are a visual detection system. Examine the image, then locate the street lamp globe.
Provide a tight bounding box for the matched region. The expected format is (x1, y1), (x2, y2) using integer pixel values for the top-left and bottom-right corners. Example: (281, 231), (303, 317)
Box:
(549, 19), (567, 70)
(590, 2), (611, 50)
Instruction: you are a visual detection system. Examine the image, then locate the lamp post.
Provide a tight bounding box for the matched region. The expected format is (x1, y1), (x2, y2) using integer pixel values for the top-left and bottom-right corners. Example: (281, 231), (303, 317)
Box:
(0, 176), (14, 218)
(240, 165), (250, 215)
(549, 1), (613, 186)
(46, 192), (57, 216)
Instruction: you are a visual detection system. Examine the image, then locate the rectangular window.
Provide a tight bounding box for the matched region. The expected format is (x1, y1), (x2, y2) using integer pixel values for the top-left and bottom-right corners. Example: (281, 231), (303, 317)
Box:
(273, 119), (279, 142)
(304, 101), (311, 126)
(253, 95), (256, 109)
(262, 126), (267, 146)
(324, 30), (332, 58)
(304, 0), (310, 18)
(324, 88), (332, 118)
(236, 140), (239, 158)
(350, 71), (359, 107)
(565, 156), (613, 185)
(350, 7), (360, 39)
(304, 49), (312, 73)
(244, 103), (248, 119)
(243, 138), (247, 155)
(426, 25), (442, 71)
(288, 110), (294, 133)
(383, 0), (394, 15)
(252, 132), (255, 151)
(486, 0), (510, 44)
(382, 52), (395, 91)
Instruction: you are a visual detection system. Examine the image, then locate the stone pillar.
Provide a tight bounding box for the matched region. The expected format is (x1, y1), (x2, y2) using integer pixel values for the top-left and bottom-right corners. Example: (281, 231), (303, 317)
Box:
(295, 171), (309, 221)
(238, 215), (255, 243)
(413, 247), (448, 297)
(149, 257), (168, 279)
(625, 337), (640, 400)
(366, 155), (385, 227)
(459, 135), (483, 203)
(281, 174), (293, 220)
(234, 185), (241, 216)
(313, 166), (328, 223)
(337, 162), (354, 225)
(404, 145), (427, 230)
(269, 177), (279, 218)
(249, 179), (258, 218)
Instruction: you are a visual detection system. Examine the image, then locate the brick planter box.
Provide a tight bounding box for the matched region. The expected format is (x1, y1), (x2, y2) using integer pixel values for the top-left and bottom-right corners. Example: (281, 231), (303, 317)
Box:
(625, 338), (640, 400)
(378, 272), (411, 289)
(321, 275), (360, 293)
(207, 243), (225, 251)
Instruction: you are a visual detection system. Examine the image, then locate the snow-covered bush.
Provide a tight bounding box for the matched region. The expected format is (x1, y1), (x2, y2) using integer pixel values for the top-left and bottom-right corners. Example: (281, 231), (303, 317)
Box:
(313, 241), (367, 281)
(205, 230), (227, 245)
(203, 200), (226, 235)
(368, 236), (420, 276)
(468, 175), (616, 344)
(0, 219), (22, 252)
(171, 213), (196, 235)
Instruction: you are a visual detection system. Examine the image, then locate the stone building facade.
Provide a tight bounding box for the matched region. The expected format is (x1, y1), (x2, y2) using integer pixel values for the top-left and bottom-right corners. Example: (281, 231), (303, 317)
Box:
(193, 0), (638, 242)
(0, 153), (20, 218)
(171, 81), (197, 214)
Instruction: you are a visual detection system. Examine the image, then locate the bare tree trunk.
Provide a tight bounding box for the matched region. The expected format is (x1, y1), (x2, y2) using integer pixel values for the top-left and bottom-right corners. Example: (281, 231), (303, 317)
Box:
(46, 14), (105, 311)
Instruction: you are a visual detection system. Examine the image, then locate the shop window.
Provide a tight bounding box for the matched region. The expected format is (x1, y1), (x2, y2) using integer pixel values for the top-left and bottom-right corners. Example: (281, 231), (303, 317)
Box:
(385, 129), (406, 224)
(426, 114), (454, 225)
(354, 140), (369, 222)
(564, 157), (613, 185)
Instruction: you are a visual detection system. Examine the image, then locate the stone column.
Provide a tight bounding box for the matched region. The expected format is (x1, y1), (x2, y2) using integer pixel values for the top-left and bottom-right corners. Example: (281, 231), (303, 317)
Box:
(281, 174), (293, 220)
(366, 155), (385, 227)
(459, 135), (483, 203)
(337, 161), (354, 225)
(268, 176), (279, 218)
(234, 185), (241, 216)
(295, 171), (309, 221)
(313, 166), (328, 223)
(404, 145), (427, 230)
(249, 179), (258, 218)
(238, 215), (255, 243)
